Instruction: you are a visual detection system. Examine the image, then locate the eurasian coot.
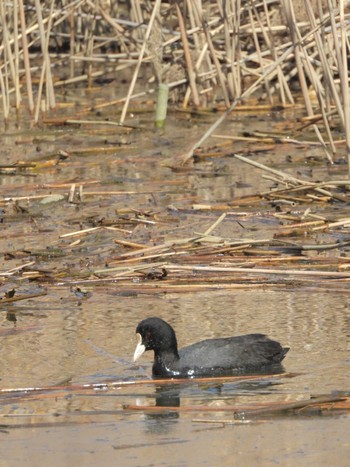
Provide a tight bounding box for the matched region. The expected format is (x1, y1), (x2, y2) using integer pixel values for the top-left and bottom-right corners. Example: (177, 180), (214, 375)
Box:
(133, 317), (289, 377)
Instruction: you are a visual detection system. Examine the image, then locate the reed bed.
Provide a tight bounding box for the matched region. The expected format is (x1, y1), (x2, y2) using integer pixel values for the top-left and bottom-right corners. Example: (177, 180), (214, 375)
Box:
(1, 1), (350, 169)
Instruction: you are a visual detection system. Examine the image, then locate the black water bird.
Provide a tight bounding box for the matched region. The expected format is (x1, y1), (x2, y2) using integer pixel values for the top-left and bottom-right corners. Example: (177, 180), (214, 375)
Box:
(133, 317), (289, 378)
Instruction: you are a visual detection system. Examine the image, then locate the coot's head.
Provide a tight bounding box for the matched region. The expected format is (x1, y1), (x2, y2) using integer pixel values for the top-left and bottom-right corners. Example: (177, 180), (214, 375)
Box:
(133, 317), (179, 362)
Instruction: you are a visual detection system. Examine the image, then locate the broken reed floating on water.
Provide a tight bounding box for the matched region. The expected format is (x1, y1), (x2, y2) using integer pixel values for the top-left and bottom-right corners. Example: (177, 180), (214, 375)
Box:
(0, 372), (298, 396)
(123, 394), (350, 415)
(2, 150), (350, 294)
(2, 394), (349, 428)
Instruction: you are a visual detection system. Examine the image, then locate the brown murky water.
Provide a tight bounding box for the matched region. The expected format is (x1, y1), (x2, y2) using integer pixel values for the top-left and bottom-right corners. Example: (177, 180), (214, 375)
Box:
(0, 89), (350, 465)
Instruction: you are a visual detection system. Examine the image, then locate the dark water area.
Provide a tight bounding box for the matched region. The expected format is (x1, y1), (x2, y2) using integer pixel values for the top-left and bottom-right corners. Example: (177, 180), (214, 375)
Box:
(0, 88), (350, 465)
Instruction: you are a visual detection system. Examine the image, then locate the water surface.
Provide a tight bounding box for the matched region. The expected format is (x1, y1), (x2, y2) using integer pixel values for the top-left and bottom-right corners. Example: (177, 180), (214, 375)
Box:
(0, 95), (349, 465)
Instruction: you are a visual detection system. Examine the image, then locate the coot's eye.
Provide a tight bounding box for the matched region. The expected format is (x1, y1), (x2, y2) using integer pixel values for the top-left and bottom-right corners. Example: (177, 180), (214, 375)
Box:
(145, 330), (152, 341)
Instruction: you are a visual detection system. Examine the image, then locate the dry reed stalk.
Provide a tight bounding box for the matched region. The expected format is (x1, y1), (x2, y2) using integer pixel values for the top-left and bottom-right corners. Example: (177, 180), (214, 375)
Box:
(233, 152), (305, 185)
(69, 9), (75, 79)
(261, 179), (350, 196)
(33, 0), (56, 123)
(280, 6), (335, 161)
(186, 0), (213, 107)
(34, 58), (48, 123)
(182, 1), (198, 109)
(176, 1), (200, 107)
(233, 152), (349, 202)
(312, 217), (350, 231)
(86, 14), (96, 88)
(12, 0), (21, 110)
(68, 183), (76, 203)
(119, 0), (162, 124)
(336, 0), (350, 175)
(130, 0), (144, 41)
(2, 194), (60, 202)
(0, 4), (11, 122)
(306, 4), (344, 127)
(192, 419), (265, 425)
(201, 16), (230, 107)
(296, 2), (335, 161)
(59, 227), (101, 238)
(165, 264), (350, 278)
(298, 62), (334, 137)
(282, 0), (312, 114)
(0, 372), (295, 396)
(124, 395), (349, 415)
(248, 1), (273, 104)
(232, 0), (243, 97)
(212, 132), (319, 144)
(113, 239), (149, 249)
(0, 261), (37, 277)
(0, 292), (47, 304)
(173, 1), (350, 168)
(202, 213), (227, 236)
(1, 2), (17, 107)
(0, 66), (9, 122)
(0, 0), (348, 179)
(220, 0), (234, 99)
(52, 69), (107, 87)
(109, 251), (185, 267)
(180, 41), (296, 164)
(261, 0), (293, 104)
(55, 278), (349, 292)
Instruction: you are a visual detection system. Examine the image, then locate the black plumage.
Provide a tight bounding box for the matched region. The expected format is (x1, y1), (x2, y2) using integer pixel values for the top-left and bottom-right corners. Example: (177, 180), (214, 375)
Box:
(133, 317), (289, 378)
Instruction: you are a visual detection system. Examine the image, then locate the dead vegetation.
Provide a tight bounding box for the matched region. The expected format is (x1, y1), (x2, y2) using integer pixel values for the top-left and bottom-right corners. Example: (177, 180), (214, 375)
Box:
(0, 372), (349, 426)
(1, 1), (350, 169)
